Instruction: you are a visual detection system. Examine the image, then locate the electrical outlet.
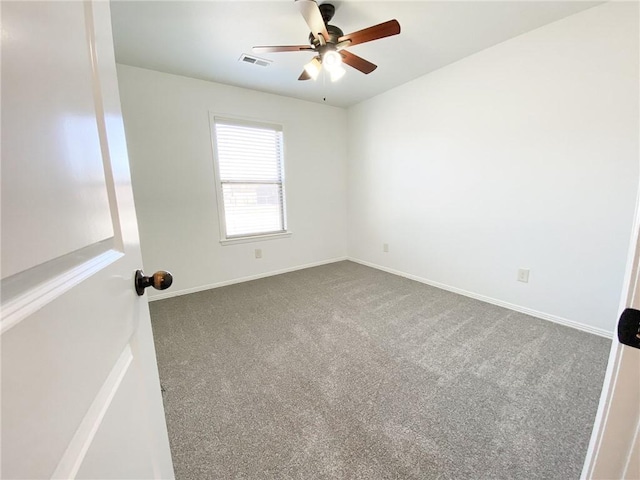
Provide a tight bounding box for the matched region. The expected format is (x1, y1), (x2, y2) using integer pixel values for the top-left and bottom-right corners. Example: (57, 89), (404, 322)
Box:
(517, 268), (530, 283)
(383, 243), (389, 253)
(255, 249), (262, 259)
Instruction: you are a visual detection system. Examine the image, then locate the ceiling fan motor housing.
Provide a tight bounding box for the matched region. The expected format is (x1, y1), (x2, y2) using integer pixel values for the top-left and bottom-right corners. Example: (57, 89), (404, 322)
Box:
(308, 3), (341, 47)
(309, 24), (344, 47)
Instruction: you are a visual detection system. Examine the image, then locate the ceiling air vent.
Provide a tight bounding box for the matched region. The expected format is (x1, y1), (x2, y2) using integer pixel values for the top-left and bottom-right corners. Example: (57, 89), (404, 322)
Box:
(239, 54), (272, 67)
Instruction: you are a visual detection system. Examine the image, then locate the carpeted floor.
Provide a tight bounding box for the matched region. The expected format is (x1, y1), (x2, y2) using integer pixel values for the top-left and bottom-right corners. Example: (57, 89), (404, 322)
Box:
(149, 261), (611, 480)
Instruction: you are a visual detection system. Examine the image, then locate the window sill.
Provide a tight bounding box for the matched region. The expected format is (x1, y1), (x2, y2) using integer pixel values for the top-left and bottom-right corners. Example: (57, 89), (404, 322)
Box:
(219, 231), (292, 246)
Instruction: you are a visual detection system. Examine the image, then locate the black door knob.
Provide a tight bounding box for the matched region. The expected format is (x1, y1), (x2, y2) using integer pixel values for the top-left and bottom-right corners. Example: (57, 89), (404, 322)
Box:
(135, 270), (173, 296)
(618, 308), (640, 349)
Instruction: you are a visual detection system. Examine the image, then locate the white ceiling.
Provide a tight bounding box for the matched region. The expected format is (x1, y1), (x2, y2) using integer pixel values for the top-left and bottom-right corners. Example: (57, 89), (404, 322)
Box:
(111, 1), (602, 108)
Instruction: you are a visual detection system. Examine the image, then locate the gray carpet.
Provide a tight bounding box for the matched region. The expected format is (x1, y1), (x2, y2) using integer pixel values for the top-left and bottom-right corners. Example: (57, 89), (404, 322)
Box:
(149, 261), (610, 480)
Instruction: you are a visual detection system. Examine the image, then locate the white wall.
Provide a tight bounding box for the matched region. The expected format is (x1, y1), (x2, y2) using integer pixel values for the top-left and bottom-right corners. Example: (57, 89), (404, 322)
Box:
(347, 2), (639, 336)
(117, 65), (348, 298)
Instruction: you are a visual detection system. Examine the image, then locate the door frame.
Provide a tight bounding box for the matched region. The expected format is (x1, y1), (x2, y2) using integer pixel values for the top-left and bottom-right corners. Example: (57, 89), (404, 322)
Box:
(581, 165), (640, 477)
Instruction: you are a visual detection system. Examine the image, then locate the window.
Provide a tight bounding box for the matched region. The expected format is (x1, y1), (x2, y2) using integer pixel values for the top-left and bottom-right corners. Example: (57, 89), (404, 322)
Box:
(212, 116), (288, 242)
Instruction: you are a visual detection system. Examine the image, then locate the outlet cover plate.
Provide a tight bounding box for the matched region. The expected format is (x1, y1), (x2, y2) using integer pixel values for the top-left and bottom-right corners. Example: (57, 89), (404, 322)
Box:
(517, 268), (530, 283)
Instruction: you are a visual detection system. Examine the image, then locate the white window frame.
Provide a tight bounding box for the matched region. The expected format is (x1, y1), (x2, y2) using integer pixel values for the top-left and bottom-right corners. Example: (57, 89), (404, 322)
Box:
(210, 114), (291, 245)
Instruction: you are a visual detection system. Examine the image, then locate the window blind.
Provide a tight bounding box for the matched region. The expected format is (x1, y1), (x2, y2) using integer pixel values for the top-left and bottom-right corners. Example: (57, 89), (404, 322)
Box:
(213, 119), (286, 238)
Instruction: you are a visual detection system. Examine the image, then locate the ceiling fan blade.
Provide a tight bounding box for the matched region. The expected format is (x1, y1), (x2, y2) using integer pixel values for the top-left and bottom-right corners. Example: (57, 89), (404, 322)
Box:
(295, 0), (330, 43)
(340, 50), (377, 74)
(253, 45), (314, 53)
(338, 19), (401, 48)
(298, 70), (312, 81)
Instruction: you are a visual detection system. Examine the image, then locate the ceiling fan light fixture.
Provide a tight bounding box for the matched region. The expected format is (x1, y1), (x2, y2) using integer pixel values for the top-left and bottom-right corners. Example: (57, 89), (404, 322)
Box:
(322, 50), (342, 72)
(304, 57), (322, 80)
(330, 64), (346, 82)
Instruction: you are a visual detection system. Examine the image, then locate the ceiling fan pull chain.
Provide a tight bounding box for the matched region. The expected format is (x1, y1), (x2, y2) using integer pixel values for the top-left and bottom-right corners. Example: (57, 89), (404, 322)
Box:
(322, 65), (327, 102)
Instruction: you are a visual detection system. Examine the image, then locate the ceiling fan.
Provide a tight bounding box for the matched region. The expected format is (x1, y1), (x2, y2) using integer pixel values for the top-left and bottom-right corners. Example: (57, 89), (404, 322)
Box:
(253, 0), (401, 82)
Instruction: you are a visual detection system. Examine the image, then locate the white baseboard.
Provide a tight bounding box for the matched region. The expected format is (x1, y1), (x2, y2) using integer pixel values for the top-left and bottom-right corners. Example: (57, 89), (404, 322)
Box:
(348, 257), (614, 339)
(148, 256), (349, 301)
(149, 255), (613, 339)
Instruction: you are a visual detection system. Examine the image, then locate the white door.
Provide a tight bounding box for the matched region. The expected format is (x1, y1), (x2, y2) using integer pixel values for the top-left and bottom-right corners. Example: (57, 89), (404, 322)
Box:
(1, 1), (174, 478)
(582, 215), (640, 477)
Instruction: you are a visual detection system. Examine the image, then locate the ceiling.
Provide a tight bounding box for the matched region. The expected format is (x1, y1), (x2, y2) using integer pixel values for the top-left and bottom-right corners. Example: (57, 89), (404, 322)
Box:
(111, 1), (602, 108)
